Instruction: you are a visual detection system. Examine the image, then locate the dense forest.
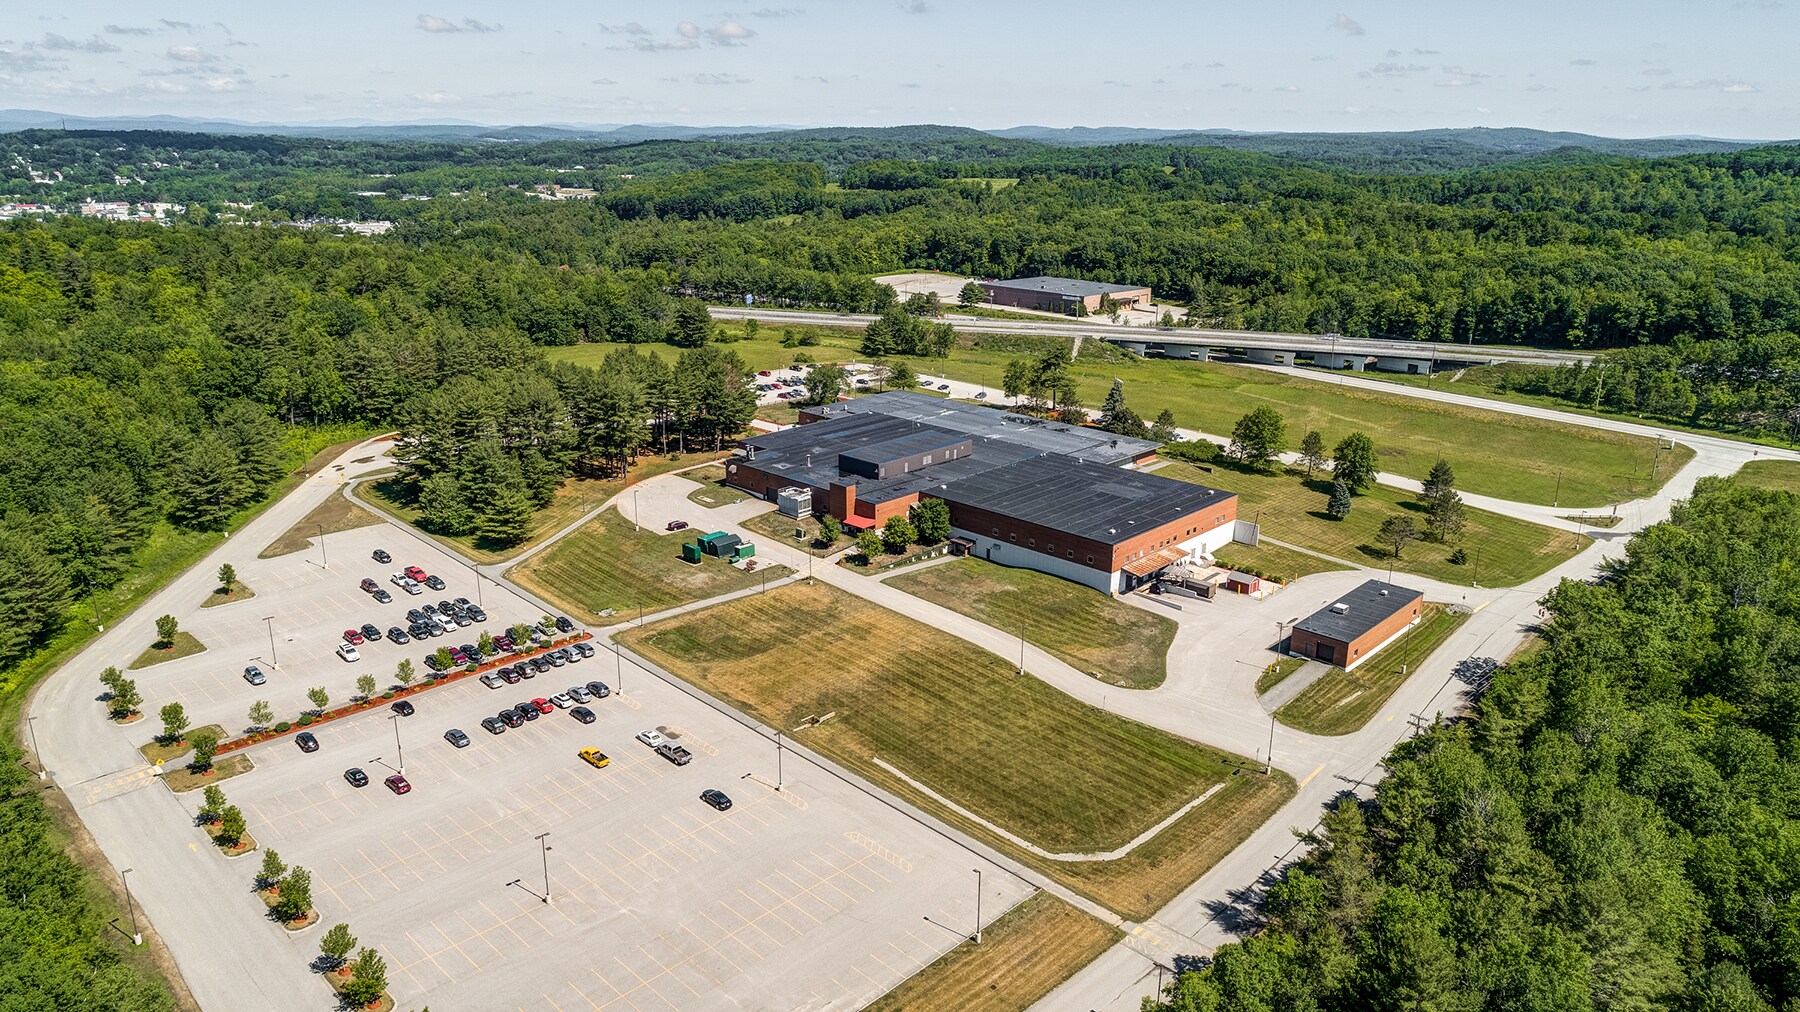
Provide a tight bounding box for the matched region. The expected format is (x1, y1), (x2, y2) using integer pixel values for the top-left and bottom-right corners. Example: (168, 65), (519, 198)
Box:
(1151, 477), (1800, 1012)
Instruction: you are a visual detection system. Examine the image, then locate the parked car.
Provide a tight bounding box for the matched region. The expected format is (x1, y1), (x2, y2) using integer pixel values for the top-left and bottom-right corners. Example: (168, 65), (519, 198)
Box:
(584, 680), (611, 699)
(546, 651), (566, 668)
(656, 742), (693, 766)
(296, 732), (319, 753)
(407, 608), (427, 623)
(937, 383), (951, 391)
(384, 774), (411, 795)
(343, 628), (365, 645)
(562, 647), (583, 665)
(570, 706), (596, 724)
(467, 607), (488, 623)
(550, 693), (574, 709)
(530, 697), (555, 714)
(387, 626), (410, 644)
(390, 571), (411, 587)
(373, 589), (393, 604)
(360, 578), (380, 593)
(448, 646), (469, 664)
(404, 565), (427, 582)
(514, 703), (540, 722)
(458, 643), (480, 661)
(344, 768), (369, 788)
(493, 633), (514, 652)
(391, 700), (414, 717)
(666, 520), (689, 531)
(480, 672), (505, 689)
(499, 709), (524, 728)
(400, 579), (422, 596)
(636, 729), (669, 749)
(359, 623), (382, 643)
(481, 716), (506, 734)
(974, 391), (988, 399)
(578, 748), (610, 769)
(554, 616), (575, 632)
(443, 728), (470, 748)
(410, 622), (435, 641)
(528, 657), (550, 674)
(372, 549), (391, 564)
(700, 789), (733, 811)
(573, 642), (595, 659)
(424, 575), (446, 591)
(336, 643), (361, 662)
(243, 664), (266, 686)
(499, 667), (522, 684)
(567, 686), (592, 703)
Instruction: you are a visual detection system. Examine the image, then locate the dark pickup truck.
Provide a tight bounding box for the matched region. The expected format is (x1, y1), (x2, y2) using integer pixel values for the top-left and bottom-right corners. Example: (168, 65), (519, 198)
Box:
(655, 742), (693, 766)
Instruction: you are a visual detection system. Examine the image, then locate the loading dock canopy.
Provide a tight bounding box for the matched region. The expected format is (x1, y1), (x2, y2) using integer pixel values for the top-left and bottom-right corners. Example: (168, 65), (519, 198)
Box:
(1122, 547), (1192, 578)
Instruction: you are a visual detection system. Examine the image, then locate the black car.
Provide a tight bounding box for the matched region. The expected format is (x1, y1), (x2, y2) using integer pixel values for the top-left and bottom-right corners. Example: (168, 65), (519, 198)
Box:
(423, 654), (448, 672)
(437, 600), (456, 615)
(570, 705), (596, 724)
(391, 700), (414, 717)
(700, 789), (733, 811)
(584, 680), (611, 699)
(296, 732), (319, 753)
(424, 575), (446, 591)
(513, 702), (539, 722)
(388, 626), (410, 644)
(516, 662), (536, 679)
(409, 622), (433, 641)
(372, 549), (391, 564)
(458, 643), (480, 661)
(444, 728), (471, 748)
(467, 607), (489, 623)
(529, 657), (550, 673)
(407, 608), (427, 623)
(498, 666), (522, 684)
(481, 716), (506, 734)
(344, 767), (369, 787)
(499, 709), (524, 728)
(372, 589), (393, 604)
(360, 622), (382, 643)
(422, 603), (440, 616)
(555, 615), (575, 632)
(454, 597), (472, 609)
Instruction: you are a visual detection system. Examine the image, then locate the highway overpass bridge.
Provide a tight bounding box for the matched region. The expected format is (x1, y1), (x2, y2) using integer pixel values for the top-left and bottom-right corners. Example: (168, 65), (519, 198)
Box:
(708, 307), (1595, 373)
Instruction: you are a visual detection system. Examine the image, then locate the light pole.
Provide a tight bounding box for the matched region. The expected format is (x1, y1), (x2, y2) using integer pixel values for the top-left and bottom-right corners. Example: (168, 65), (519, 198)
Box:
(972, 868), (983, 943)
(389, 714), (404, 774)
(317, 523), (327, 569)
(614, 640), (623, 695)
(1017, 620), (1026, 676)
(1265, 714), (1276, 776)
(536, 832), (552, 905)
(469, 559), (484, 608)
(26, 715), (43, 780)
(1553, 472), (1562, 508)
(86, 580), (104, 631)
(263, 616), (278, 667)
(775, 730), (784, 791)
(121, 867), (141, 945)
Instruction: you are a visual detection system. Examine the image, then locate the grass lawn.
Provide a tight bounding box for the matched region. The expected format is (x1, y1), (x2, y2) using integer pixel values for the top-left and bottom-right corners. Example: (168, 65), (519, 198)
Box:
(1161, 461), (1584, 587)
(509, 507), (788, 620)
(621, 582), (1294, 919)
(1256, 657), (1307, 696)
(1212, 540), (1351, 584)
(1275, 604), (1470, 735)
(360, 451), (725, 565)
(863, 891), (1120, 1012)
(260, 487), (385, 559)
(201, 582), (256, 608)
(739, 509), (852, 555)
(127, 631), (205, 671)
(681, 464), (756, 508)
(546, 321), (866, 374)
(887, 558), (1178, 689)
(163, 753), (253, 793)
(1732, 459), (1800, 494)
(137, 723), (225, 765)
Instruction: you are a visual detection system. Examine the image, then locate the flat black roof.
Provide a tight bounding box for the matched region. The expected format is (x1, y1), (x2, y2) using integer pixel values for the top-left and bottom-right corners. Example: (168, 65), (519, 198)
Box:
(801, 391), (1159, 465)
(1293, 580), (1423, 645)
(930, 455), (1234, 545)
(739, 414), (1025, 505)
(983, 276), (1150, 299)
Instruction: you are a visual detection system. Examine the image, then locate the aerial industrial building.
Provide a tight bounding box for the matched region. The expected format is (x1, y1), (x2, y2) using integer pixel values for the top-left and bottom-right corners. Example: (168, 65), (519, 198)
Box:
(978, 276), (1153, 315)
(1289, 579), (1425, 670)
(725, 392), (1239, 594)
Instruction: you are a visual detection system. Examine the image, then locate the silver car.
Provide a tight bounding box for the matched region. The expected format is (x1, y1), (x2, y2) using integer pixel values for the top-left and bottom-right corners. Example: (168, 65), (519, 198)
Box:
(243, 664), (266, 685)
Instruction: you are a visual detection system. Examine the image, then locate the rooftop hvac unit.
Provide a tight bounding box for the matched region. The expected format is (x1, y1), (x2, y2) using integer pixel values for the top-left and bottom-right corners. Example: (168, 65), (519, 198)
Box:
(1330, 602), (1350, 614)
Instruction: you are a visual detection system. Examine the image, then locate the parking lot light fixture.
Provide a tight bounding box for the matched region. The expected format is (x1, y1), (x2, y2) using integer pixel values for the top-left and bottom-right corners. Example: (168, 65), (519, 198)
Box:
(121, 867), (141, 946)
(389, 714), (404, 774)
(317, 523), (327, 569)
(775, 730), (784, 792)
(614, 641), (623, 695)
(972, 868), (982, 943)
(536, 832), (552, 905)
(26, 715), (44, 779)
(262, 616), (278, 667)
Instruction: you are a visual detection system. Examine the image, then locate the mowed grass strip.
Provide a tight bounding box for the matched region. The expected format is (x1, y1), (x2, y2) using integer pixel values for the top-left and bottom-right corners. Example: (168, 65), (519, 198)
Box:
(622, 582), (1293, 920)
(1275, 604), (1470, 736)
(128, 631), (205, 671)
(886, 558), (1177, 689)
(1733, 459), (1800, 495)
(1212, 539), (1351, 583)
(510, 507), (785, 620)
(863, 891), (1120, 1012)
(1162, 462), (1584, 587)
(260, 488), (385, 559)
(681, 464), (755, 508)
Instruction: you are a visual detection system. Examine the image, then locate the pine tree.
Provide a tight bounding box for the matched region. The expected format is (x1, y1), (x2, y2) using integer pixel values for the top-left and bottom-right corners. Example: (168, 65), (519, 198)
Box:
(1150, 409), (1179, 442)
(669, 299), (714, 348)
(1421, 459), (1456, 504)
(476, 477), (535, 546)
(1327, 481), (1353, 521)
(418, 474), (475, 536)
(957, 280), (985, 308)
(1427, 490), (1467, 543)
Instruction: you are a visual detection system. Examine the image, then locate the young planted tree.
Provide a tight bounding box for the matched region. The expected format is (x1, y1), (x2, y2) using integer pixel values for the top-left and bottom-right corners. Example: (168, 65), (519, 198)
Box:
(306, 687), (329, 713)
(258, 849), (286, 889)
(248, 699), (273, 730)
(396, 658), (415, 686)
(881, 515), (917, 554)
(217, 562), (237, 593)
(957, 280), (985, 308)
(154, 614), (179, 648)
(110, 676), (142, 719)
(159, 702), (189, 744)
(99, 665), (124, 697)
(341, 947), (389, 1006)
(355, 674), (376, 700)
(1378, 515), (1419, 559)
(433, 646), (455, 671)
(1331, 432), (1380, 493)
(816, 514), (841, 545)
(1298, 431), (1328, 478)
(319, 923), (358, 972)
(216, 805), (247, 848)
(200, 785), (227, 824)
(1228, 407), (1287, 470)
(1150, 408), (1179, 443)
(190, 732), (219, 771)
(1327, 480), (1353, 521)
(274, 866), (313, 922)
(803, 365), (847, 406)
(855, 530), (883, 562)
(910, 499), (952, 544)
(510, 624), (532, 647)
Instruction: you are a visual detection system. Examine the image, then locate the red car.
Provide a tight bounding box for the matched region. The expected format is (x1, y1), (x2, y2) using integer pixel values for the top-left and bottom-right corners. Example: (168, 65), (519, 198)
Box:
(359, 578), (379, 593)
(666, 520), (689, 531)
(757, 369), (772, 376)
(343, 628), (365, 645)
(530, 697), (555, 714)
(403, 565), (427, 582)
(384, 774), (411, 795)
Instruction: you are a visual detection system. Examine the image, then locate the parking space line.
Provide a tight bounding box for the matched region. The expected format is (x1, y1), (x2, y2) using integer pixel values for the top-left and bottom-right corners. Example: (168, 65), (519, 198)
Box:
(635, 941), (705, 1000)
(562, 977), (605, 1010)
(331, 856), (378, 901)
(401, 929), (459, 987)
(456, 910), (509, 962)
(402, 829), (448, 873)
(678, 921), (747, 976)
(431, 920), (483, 973)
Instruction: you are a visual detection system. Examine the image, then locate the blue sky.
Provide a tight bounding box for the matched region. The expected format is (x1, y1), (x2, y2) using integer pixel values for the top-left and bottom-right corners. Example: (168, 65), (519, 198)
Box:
(0, 1), (1791, 136)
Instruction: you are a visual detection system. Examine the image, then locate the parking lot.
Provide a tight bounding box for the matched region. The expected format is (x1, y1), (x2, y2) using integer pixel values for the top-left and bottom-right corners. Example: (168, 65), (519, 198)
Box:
(131, 511), (1028, 1010)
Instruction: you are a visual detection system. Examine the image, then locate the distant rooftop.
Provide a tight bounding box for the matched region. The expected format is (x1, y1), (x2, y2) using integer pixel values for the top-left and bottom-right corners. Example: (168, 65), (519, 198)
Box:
(1293, 580), (1423, 644)
(930, 455), (1234, 545)
(983, 276), (1150, 298)
(799, 391), (1158, 466)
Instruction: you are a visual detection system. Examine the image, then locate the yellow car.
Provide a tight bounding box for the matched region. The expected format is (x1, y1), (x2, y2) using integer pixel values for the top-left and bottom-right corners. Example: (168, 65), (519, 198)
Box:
(578, 748), (610, 769)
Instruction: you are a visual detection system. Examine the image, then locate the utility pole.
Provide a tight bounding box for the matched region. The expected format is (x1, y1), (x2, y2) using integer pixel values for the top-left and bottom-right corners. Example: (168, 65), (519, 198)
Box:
(1017, 620), (1026, 676)
(1265, 714), (1275, 775)
(1554, 472), (1561, 508)
(26, 715), (43, 779)
(536, 832), (552, 905)
(121, 867), (141, 945)
(633, 489), (640, 532)
(972, 868), (983, 943)
(262, 616), (278, 667)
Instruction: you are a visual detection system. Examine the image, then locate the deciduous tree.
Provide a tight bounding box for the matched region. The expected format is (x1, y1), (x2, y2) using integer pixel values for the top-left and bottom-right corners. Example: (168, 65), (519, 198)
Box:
(1229, 407), (1287, 470)
(1332, 432), (1379, 493)
(911, 499), (952, 543)
(154, 614), (179, 647)
(190, 732), (218, 771)
(320, 923), (357, 970)
(159, 702), (188, 743)
(1299, 430), (1328, 477)
(855, 531), (883, 561)
(274, 866), (312, 921)
(306, 687), (329, 712)
(216, 563), (237, 593)
(881, 515), (917, 554)
(1377, 515), (1418, 558)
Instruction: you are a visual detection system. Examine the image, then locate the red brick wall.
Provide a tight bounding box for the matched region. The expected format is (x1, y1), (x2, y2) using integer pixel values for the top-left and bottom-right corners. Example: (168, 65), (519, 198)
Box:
(1291, 593), (1423, 667)
(944, 493), (1236, 574)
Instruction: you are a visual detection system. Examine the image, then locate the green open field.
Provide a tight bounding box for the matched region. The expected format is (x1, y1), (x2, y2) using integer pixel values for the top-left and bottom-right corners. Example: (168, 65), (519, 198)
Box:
(863, 891), (1119, 1012)
(1161, 461), (1584, 587)
(740, 508), (852, 555)
(620, 582), (1294, 919)
(548, 328), (1688, 507)
(1275, 604), (1470, 735)
(509, 507), (787, 621)
(1732, 459), (1800, 494)
(886, 557), (1178, 689)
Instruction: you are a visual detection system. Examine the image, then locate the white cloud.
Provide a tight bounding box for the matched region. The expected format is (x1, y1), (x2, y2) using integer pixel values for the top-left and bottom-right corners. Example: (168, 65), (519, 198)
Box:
(1665, 77), (1758, 92)
(1723, 82), (1759, 92)
(899, 0), (931, 13)
(417, 14), (459, 32)
(0, 47), (63, 73)
(1436, 76), (1479, 87)
(166, 45), (219, 63)
(41, 33), (119, 53)
(705, 20), (755, 45)
(629, 38), (700, 51)
(751, 7), (804, 16)
(688, 72), (750, 85)
(1363, 62), (1429, 77)
(1330, 14), (1365, 35)
(412, 90), (460, 103)
(591, 77), (617, 85)
(103, 24), (154, 35)
(676, 21), (700, 38)
(599, 22), (650, 34)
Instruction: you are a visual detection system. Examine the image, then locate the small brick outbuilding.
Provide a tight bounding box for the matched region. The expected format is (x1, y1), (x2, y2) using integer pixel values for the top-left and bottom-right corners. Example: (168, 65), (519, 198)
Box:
(1289, 580), (1424, 670)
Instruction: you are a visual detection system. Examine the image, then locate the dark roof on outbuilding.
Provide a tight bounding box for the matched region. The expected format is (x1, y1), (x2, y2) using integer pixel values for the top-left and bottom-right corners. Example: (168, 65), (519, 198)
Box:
(930, 455), (1234, 545)
(1293, 580), (1423, 645)
(982, 276), (1151, 299)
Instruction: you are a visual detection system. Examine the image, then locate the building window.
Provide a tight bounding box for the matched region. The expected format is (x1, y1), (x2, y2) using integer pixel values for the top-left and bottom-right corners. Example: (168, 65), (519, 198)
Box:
(1010, 533), (1017, 543)
(992, 527), (999, 536)
(1046, 544), (1054, 553)
(1028, 539), (1035, 547)
(1066, 550), (1074, 558)
(1086, 555), (1094, 564)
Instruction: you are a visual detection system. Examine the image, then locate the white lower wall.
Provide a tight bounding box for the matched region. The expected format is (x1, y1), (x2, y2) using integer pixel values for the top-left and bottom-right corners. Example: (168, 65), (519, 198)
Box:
(953, 529), (1120, 595)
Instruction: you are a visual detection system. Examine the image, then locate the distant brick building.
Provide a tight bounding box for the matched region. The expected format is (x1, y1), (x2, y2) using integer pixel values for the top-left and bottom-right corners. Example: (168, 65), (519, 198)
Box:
(979, 276), (1152, 315)
(1289, 580), (1424, 670)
